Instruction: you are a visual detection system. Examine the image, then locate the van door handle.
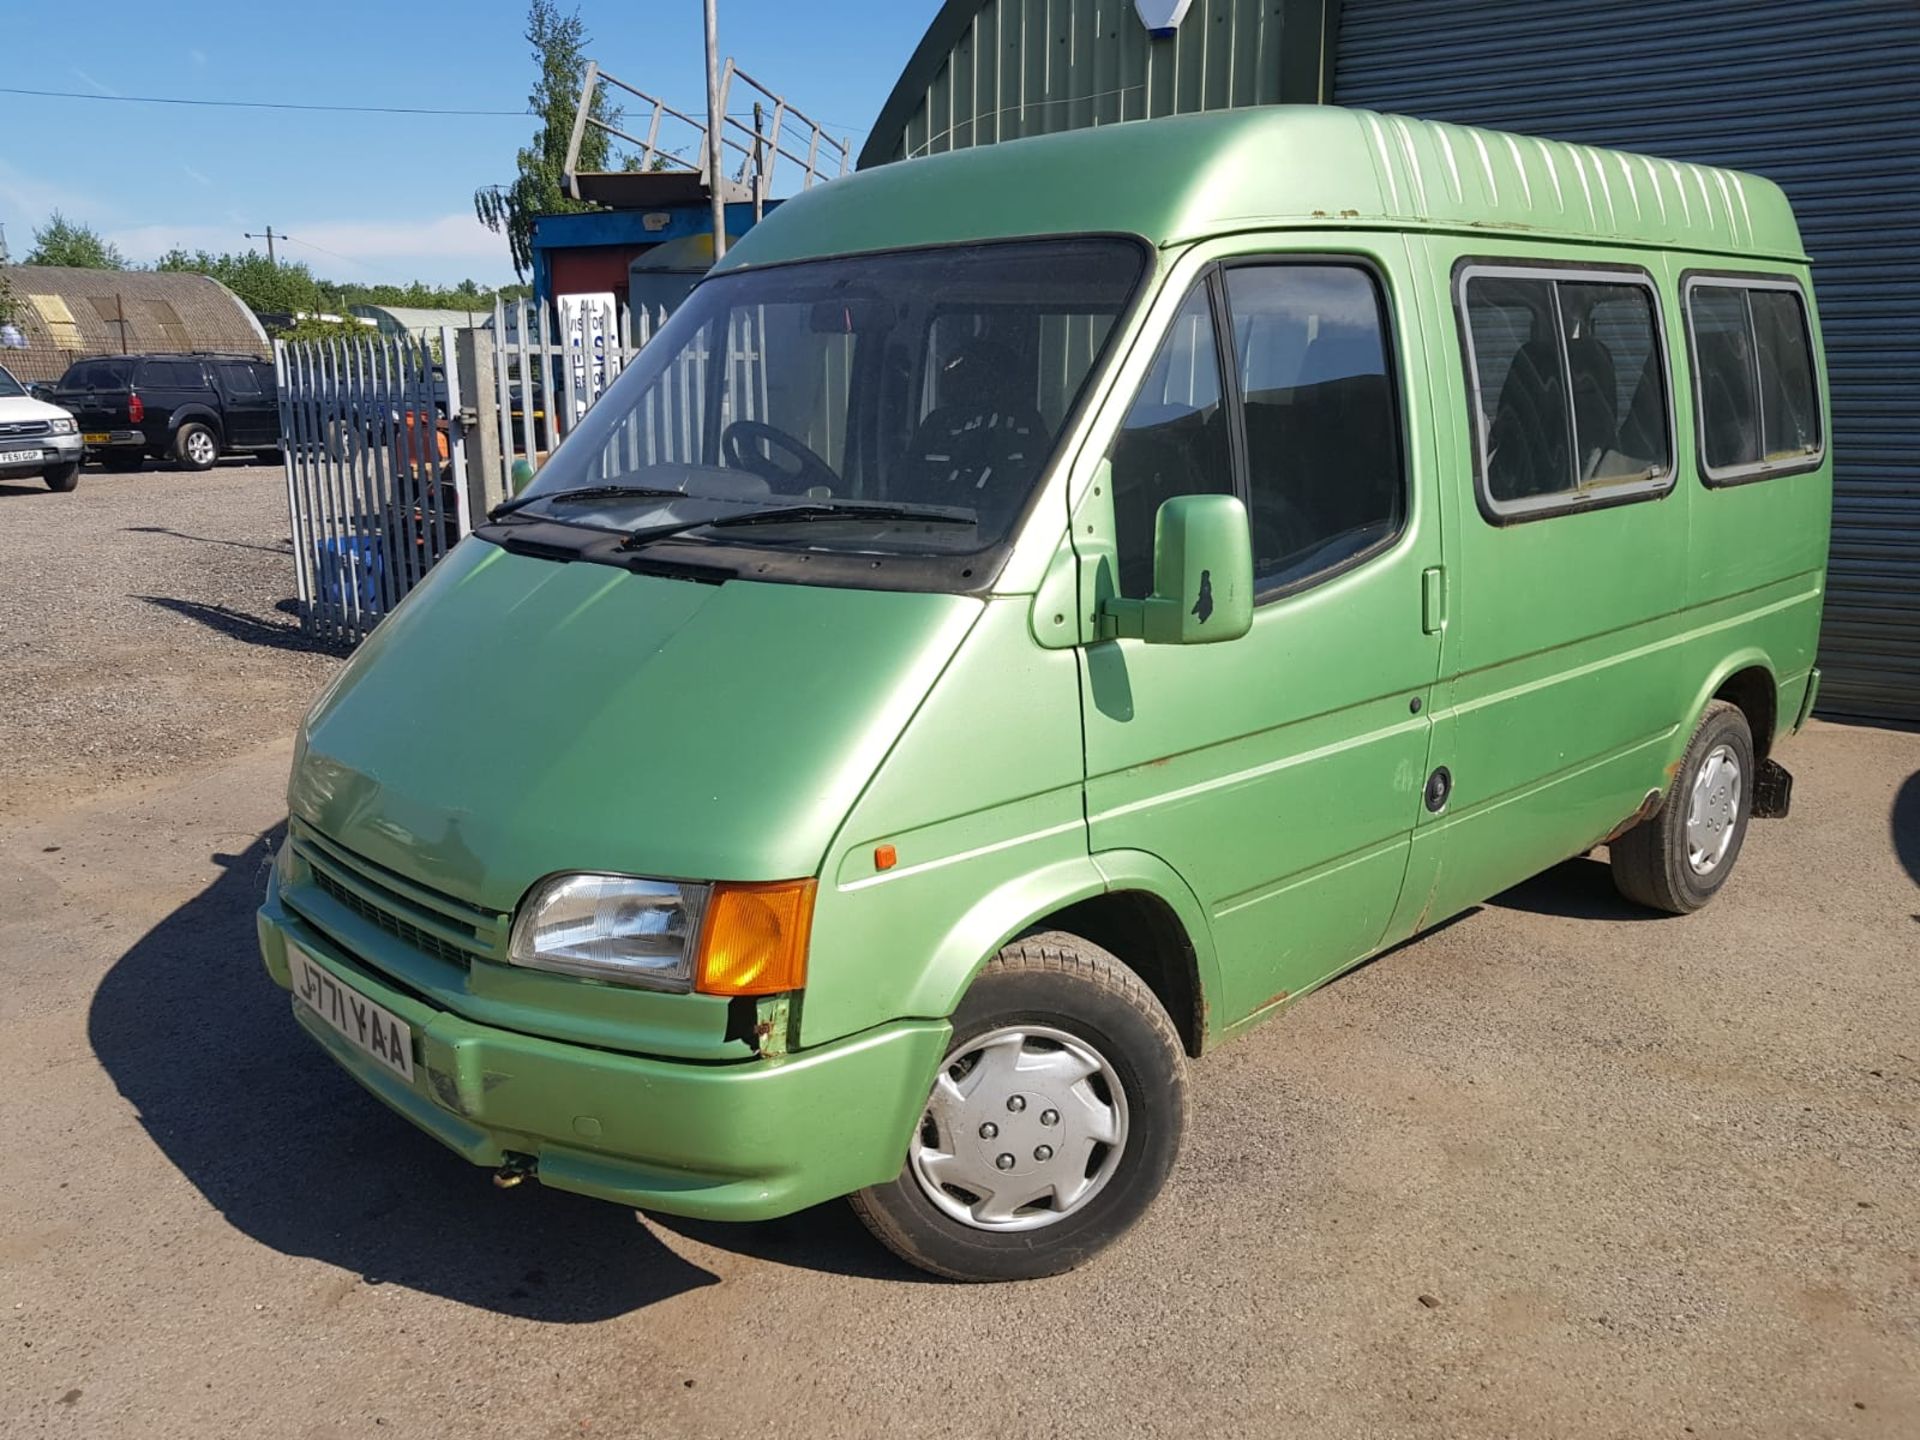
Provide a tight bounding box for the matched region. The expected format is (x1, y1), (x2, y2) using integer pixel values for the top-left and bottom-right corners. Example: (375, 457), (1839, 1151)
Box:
(1421, 566), (1446, 635)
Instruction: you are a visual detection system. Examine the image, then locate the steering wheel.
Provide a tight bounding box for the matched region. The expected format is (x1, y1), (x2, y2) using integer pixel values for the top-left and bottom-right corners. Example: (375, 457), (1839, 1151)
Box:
(722, 420), (838, 494)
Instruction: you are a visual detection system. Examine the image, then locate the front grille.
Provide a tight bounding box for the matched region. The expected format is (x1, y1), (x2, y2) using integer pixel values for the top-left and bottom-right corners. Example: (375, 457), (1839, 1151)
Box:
(311, 868), (478, 967)
(291, 826), (505, 970)
(0, 420), (52, 440)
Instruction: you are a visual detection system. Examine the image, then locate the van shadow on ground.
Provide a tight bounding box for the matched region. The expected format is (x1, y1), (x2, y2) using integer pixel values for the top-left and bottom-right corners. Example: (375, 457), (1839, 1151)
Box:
(1486, 853), (1666, 921)
(1893, 768), (1920, 894)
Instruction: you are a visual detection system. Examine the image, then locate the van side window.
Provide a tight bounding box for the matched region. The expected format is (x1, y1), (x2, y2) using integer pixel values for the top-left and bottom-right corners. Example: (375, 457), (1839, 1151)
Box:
(1108, 284), (1232, 598)
(1225, 265), (1403, 590)
(1461, 267), (1672, 518)
(1689, 287), (1760, 469)
(1686, 279), (1822, 483)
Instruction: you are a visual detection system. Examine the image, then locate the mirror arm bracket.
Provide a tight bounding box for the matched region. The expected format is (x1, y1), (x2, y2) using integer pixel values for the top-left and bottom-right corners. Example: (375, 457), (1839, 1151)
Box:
(1097, 596), (1187, 644)
(1096, 598), (1142, 642)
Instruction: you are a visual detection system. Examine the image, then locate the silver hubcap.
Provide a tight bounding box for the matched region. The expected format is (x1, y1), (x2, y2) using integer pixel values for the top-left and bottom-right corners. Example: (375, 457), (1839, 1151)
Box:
(1685, 743), (1742, 875)
(908, 1024), (1128, 1232)
(187, 431), (215, 464)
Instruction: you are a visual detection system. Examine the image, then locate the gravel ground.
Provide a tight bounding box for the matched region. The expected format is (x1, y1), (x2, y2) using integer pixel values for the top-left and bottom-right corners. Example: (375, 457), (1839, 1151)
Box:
(0, 462), (343, 820)
(0, 472), (1915, 1438)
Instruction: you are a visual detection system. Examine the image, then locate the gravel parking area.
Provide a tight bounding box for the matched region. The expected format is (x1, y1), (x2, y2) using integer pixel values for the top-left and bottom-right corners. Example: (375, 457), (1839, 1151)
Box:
(0, 461), (342, 821)
(0, 467), (1915, 1438)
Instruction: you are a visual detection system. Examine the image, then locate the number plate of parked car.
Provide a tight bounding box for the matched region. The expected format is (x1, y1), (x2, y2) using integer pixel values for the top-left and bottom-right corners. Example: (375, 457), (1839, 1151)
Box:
(0, 449), (43, 464)
(288, 945), (415, 1082)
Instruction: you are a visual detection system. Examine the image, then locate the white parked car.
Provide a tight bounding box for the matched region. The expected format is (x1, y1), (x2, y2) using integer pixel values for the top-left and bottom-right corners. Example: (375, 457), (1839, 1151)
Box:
(0, 362), (84, 492)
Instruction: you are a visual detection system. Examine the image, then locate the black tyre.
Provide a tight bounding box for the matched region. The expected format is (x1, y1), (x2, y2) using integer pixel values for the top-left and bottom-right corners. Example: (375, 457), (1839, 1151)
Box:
(1611, 700), (1755, 914)
(101, 452), (145, 473)
(42, 462), (80, 492)
(174, 421), (219, 471)
(851, 932), (1187, 1282)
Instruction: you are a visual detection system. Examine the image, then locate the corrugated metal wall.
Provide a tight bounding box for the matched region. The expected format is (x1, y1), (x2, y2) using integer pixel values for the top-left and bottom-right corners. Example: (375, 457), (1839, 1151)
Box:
(886, 0), (1294, 162)
(1334, 0), (1920, 721)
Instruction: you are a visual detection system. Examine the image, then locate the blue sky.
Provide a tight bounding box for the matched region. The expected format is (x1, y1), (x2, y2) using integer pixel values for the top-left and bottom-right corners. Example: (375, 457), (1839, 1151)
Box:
(0, 0), (932, 285)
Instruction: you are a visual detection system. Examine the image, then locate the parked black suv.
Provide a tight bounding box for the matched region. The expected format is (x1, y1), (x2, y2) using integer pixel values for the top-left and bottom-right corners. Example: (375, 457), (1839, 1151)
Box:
(52, 354), (280, 472)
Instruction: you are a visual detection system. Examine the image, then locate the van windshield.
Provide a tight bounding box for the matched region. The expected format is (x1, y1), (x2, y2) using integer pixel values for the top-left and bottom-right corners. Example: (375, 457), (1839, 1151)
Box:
(509, 239), (1145, 565)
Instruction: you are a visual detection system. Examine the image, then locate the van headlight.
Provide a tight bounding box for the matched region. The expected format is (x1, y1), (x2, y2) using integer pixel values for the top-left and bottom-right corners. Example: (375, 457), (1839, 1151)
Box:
(509, 873), (816, 995)
(509, 874), (708, 990)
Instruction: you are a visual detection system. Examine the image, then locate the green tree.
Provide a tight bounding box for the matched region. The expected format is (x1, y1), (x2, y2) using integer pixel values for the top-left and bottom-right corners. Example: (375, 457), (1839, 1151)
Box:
(155, 247), (323, 315)
(474, 0), (620, 278)
(149, 245), (530, 333)
(24, 211), (127, 269)
(274, 314), (380, 344)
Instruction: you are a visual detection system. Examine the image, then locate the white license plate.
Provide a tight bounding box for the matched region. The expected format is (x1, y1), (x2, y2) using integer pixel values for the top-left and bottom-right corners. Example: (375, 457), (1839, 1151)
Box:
(289, 945), (416, 1082)
(0, 449), (42, 464)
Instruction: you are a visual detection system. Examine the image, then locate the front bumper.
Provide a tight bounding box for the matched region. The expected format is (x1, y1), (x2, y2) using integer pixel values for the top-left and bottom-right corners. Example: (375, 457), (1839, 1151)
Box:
(257, 877), (949, 1222)
(0, 431), (82, 475)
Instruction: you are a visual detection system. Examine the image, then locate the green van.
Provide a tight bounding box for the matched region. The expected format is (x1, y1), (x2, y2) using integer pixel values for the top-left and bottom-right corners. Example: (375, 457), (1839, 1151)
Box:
(258, 107), (1829, 1281)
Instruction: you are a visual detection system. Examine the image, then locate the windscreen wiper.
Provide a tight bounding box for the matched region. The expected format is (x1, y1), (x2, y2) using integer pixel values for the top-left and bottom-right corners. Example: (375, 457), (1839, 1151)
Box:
(488, 484), (691, 521)
(620, 501), (977, 548)
(705, 501), (976, 529)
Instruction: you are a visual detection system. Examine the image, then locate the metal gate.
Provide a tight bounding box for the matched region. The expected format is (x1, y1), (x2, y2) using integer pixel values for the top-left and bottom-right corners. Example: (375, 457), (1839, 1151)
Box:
(489, 297), (656, 495)
(275, 328), (469, 641)
(1334, 0), (1920, 720)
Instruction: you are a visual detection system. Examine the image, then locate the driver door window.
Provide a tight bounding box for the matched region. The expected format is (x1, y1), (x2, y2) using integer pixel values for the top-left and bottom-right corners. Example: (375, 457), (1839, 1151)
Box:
(1226, 265), (1404, 590)
(1107, 265), (1405, 599)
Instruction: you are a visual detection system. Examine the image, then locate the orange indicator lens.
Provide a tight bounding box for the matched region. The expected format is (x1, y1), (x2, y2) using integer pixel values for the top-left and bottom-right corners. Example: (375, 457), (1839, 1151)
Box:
(694, 880), (815, 996)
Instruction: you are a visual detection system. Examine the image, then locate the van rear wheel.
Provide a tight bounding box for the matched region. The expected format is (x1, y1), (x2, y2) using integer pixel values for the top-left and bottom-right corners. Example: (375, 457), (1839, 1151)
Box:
(850, 933), (1186, 1282)
(1611, 700), (1754, 914)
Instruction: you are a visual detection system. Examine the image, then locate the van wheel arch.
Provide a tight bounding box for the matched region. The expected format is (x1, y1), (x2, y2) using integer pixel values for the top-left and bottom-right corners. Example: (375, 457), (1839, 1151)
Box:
(1674, 653), (1779, 778)
(1019, 891), (1206, 1058)
(1713, 664), (1778, 761)
(908, 852), (1217, 1058)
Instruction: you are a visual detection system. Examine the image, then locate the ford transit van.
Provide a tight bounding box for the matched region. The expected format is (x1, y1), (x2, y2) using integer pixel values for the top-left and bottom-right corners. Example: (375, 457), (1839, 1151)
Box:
(258, 107), (1829, 1280)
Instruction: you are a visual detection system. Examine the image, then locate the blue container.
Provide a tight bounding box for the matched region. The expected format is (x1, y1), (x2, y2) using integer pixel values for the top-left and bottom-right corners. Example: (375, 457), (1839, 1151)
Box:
(315, 534), (386, 618)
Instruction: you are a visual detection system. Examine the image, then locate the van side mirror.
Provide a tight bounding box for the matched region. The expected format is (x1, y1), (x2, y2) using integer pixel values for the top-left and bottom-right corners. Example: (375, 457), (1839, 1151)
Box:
(1097, 494), (1254, 645)
(509, 459), (537, 495)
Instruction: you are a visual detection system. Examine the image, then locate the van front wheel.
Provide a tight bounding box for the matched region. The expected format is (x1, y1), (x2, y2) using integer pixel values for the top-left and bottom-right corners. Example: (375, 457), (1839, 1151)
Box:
(1611, 700), (1755, 914)
(850, 933), (1187, 1282)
